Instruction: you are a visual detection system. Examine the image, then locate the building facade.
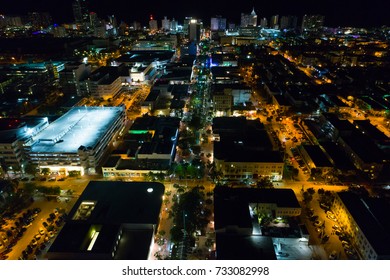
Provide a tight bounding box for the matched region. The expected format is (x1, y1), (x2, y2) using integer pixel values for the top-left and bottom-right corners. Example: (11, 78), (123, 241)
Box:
(25, 106), (126, 175)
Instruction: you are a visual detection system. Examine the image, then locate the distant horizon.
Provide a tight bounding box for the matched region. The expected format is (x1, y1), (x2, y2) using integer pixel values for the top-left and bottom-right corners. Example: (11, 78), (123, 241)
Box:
(1, 0), (389, 28)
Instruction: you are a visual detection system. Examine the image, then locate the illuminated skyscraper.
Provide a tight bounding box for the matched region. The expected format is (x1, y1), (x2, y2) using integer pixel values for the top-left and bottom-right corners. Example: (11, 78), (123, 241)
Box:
(211, 15), (227, 31)
(250, 7), (258, 27)
(162, 16), (170, 31)
(149, 15), (158, 31)
(170, 18), (178, 32)
(189, 19), (202, 42)
(270, 15), (279, 29)
(240, 8), (257, 27)
(183, 17), (192, 35)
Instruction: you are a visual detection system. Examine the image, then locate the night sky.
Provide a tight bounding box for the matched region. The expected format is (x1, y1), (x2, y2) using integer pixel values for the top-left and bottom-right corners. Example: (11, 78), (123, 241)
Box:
(1, 0), (389, 28)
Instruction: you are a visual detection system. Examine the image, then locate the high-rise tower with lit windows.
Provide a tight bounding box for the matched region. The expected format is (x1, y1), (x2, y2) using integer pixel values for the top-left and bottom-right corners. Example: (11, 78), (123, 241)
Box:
(241, 7), (257, 27)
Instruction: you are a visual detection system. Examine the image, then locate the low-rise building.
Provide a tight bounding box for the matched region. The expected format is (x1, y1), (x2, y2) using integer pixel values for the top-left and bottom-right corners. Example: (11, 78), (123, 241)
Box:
(297, 144), (333, 173)
(47, 181), (164, 260)
(214, 187), (301, 260)
(212, 117), (284, 181)
(102, 116), (179, 178)
(333, 191), (390, 260)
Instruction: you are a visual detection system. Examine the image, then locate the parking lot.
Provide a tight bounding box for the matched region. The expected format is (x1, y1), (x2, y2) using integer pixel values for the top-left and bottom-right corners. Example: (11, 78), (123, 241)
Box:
(303, 193), (359, 260)
(0, 194), (77, 260)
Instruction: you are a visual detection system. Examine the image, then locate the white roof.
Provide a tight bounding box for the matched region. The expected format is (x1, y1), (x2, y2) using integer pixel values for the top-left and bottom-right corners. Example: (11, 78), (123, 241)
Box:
(30, 106), (123, 154)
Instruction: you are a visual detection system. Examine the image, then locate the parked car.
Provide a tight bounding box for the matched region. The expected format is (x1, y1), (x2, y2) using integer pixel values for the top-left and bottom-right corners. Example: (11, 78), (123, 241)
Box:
(30, 239), (37, 247)
(309, 215), (318, 222)
(329, 250), (337, 260)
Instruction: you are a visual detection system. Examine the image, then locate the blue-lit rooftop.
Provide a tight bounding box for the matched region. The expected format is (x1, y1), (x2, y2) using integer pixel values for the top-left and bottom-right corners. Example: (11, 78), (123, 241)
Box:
(30, 106), (124, 153)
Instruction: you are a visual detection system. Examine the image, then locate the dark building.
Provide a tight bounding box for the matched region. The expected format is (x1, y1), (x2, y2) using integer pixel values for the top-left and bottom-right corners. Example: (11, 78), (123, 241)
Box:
(28, 12), (52, 31)
(212, 117), (284, 181)
(301, 15), (324, 32)
(47, 181), (164, 260)
(334, 191), (390, 260)
(214, 187), (301, 260)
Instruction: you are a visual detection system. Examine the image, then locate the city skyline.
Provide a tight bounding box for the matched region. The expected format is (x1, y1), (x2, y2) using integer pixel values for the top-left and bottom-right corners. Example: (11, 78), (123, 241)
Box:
(1, 0), (389, 27)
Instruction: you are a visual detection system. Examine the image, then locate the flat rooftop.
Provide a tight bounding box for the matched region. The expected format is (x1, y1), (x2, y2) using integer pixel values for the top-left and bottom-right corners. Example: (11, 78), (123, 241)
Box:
(353, 120), (389, 142)
(214, 187), (300, 232)
(117, 50), (175, 64)
(216, 234), (276, 260)
(320, 141), (356, 171)
(48, 181), (164, 260)
(30, 106), (124, 153)
(302, 145), (333, 167)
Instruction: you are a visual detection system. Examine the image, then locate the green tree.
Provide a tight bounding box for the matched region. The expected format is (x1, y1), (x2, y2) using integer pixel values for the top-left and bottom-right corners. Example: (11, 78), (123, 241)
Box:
(307, 187), (315, 196)
(189, 115), (202, 130)
(23, 182), (37, 194)
(170, 225), (184, 243)
(68, 170), (81, 177)
(256, 177), (274, 188)
(41, 168), (51, 176)
(303, 191), (313, 204)
(169, 187), (211, 249)
(24, 163), (38, 176)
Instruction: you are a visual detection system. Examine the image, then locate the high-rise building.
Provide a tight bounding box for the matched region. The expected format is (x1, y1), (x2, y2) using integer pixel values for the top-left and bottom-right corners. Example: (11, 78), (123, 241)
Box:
(89, 11), (99, 31)
(149, 15), (158, 31)
(240, 8), (257, 27)
(0, 14), (5, 28)
(250, 8), (258, 27)
(189, 19), (202, 42)
(108, 15), (117, 29)
(106, 15), (118, 36)
(301, 14), (325, 32)
(72, 1), (82, 24)
(1, 16), (23, 27)
(211, 15), (227, 31)
(280, 15), (298, 30)
(132, 21), (141, 30)
(270, 15), (279, 29)
(170, 18), (178, 32)
(183, 17), (192, 35)
(28, 12), (52, 30)
(260, 17), (268, 28)
(162, 16), (170, 31)
(72, 0), (89, 25)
